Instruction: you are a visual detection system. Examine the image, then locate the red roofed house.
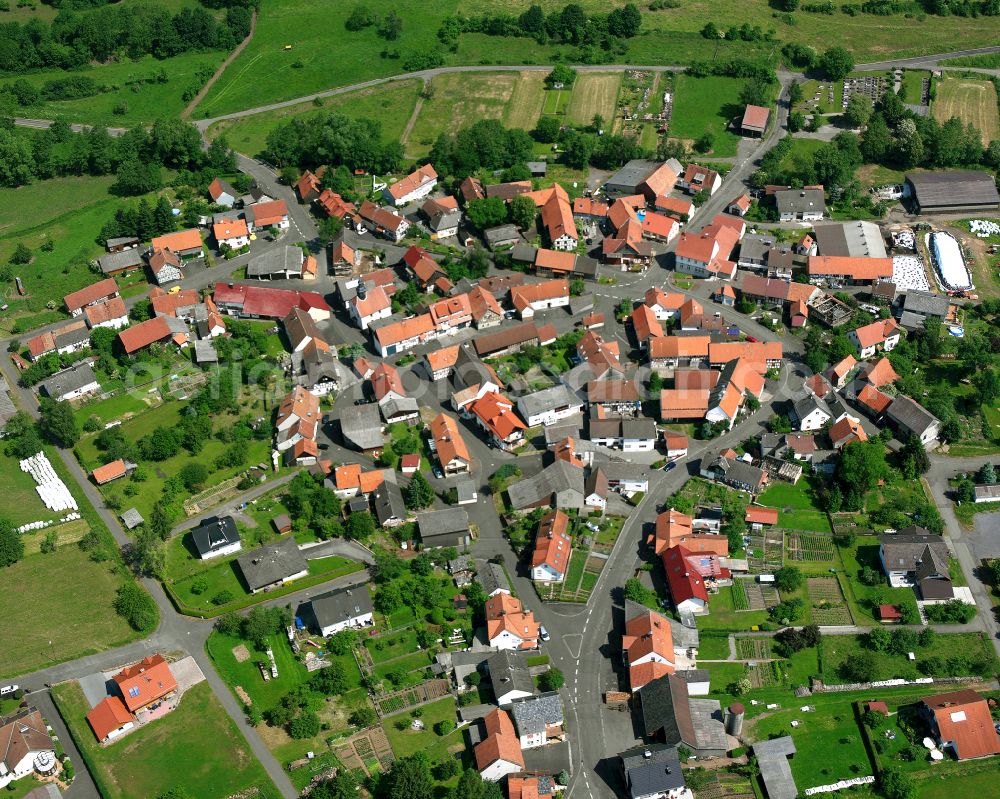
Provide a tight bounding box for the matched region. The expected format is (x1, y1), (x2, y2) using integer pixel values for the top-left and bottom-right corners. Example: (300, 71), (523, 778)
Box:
(357, 200), (410, 242)
(429, 292), (473, 334)
(679, 164), (722, 196)
(663, 430), (689, 458)
(65, 278), (119, 316)
(827, 354), (857, 388)
(474, 708), (524, 781)
(829, 416), (868, 449)
(384, 163), (438, 206)
(430, 412), (471, 475)
(511, 279), (570, 319)
(317, 189), (356, 220)
(727, 193), (752, 217)
(247, 199), (289, 231)
(296, 169), (324, 202)
(485, 592), (539, 651)
(468, 285), (504, 329)
(857, 383), (894, 417)
(921, 690), (1000, 760)
(84, 296), (129, 330)
(655, 195), (695, 222)
(577, 330), (625, 379)
(213, 218), (250, 249)
(662, 544), (710, 615)
(92, 459), (128, 485)
(117, 316), (173, 355)
(403, 245), (448, 291)
(644, 287), (686, 321)
(208, 177), (237, 207)
(651, 508), (728, 557)
(877, 605), (903, 623)
(641, 212), (679, 243)
(573, 196), (610, 221)
(531, 510), (572, 582)
(330, 464), (385, 499)
(674, 226), (738, 281)
(621, 601), (696, 692)
(849, 318), (901, 359)
(741, 105), (770, 137)
(113, 654), (178, 714)
(745, 506), (779, 527)
(858, 357), (900, 388)
(86, 696), (135, 743)
(631, 304), (664, 349)
(213, 282), (331, 322)
(151, 228), (204, 260)
(468, 389), (527, 451)
(527, 185), (577, 251)
(372, 313), (436, 358)
(807, 255), (894, 285)
(348, 285), (392, 330)
(148, 248), (183, 285)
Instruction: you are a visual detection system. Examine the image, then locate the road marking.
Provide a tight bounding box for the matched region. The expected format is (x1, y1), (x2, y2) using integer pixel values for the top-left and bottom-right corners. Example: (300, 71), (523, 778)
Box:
(563, 634), (584, 659)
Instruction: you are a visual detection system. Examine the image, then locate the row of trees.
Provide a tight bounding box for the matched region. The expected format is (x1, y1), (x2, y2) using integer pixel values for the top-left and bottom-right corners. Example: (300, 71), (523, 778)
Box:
(437, 3), (642, 50)
(0, 3), (251, 74)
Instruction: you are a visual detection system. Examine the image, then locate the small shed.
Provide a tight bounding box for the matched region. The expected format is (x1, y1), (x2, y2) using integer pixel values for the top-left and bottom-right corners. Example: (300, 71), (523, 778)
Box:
(527, 161), (548, 177)
(400, 454), (420, 475)
(121, 508), (144, 530)
(877, 604), (903, 623)
(272, 514), (293, 534)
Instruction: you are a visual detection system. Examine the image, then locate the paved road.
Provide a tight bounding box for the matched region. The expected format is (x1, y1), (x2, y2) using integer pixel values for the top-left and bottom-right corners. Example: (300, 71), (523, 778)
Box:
(855, 45), (1000, 71)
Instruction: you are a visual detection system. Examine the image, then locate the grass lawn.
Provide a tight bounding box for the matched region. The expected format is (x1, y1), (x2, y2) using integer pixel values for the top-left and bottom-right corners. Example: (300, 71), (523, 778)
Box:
(697, 634), (732, 660)
(382, 696), (464, 762)
(0, 449), (67, 528)
(932, 76), (999, 145)
(776, 137), (826, 177)
(0, 545), (140, 679)
(206, 79), (422, 157)
(821, 632), (998, 683)
(901, 69), (931, 104)
(747, 695), (872, 790)
(505, 71), (547, 130)
(74, 391), (157, 429)
(759, 478), (833, 534)
(167, 550), (364, 616)
(53, 680), (281, 799)
(669, 75), (745, 158)
(0, 51), (225, 128)
(836, 535), (917, 625)
(406, 72), (520, 158)
(916, 768), (1000, 798)
(698, 586), (769, 632)
(566, 73), (622, 126)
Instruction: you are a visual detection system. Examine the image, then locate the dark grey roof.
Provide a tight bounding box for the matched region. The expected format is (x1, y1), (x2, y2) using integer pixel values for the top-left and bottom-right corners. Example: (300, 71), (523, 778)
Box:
(340, 403), (385, 451)
(247, 245), (303, 277)
(456, 479), (477, 503)
(527, 161), (547, 174)
(97, 249), (144, 274)
(775, 188), (825, 215)
(518, 384), (581, 419)
(622, 745), (685, 799)
(914, 543), (949, 580)
(300, 585), (373, 631)
(121, 508), (144, 529)
(898, 310), (928, 331)
(753, 736), (798, 799)
(379, 396), (419, 423)
(487, 650), (534, 696)
(605, 159), (661, 192)
(907, 170), (1000, 209)
(484, 224), (521, 246)
(902, 290), (949, 318)
(476, 561), (510, 595)
(106, 236), (139, 249)
(792, 395), (830, 423)
(38, 363), (99, 398)
(194, 340), (218, 363)
(640, 674), (693, 743)
(598, 460), (649, 484)
(509, 691), (563, 735)
(676, 668), (710, 684)
(416, 508), (469, 546)
(507, 459), (585, 510)
(886, 395), (940, 437)
(372, 480), (406, 527)
(813, 221), (886, 259)
(880, 533), (949, 572)
(190, 515), (240, 556)
(622, 418), (657, 441)
(522, 739), (571, 775)
(236, 538), (308, 591)
(54, 324), (91, 349)
(545, 419), (583, 445)
(448, 554), (474, 574)
(738, 233), (776, 263)
(510, 243), (538, 264)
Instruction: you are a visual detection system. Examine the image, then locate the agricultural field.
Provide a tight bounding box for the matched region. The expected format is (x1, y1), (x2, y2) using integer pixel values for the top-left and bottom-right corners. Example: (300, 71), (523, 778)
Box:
(566, 73), (622, 126)
(932, 77), (999, 145)
(206, 80), (423, 157)
(53, 680), (281, 799)
(668, 74), (745, 158)
(406, 72), (520, 157)
(505, 71), (548, 130)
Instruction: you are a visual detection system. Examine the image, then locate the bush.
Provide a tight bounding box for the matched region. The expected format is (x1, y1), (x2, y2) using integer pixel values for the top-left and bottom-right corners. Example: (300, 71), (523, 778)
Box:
(211, 590), (234, 606)
(190, 578), (209, 595)
(923, 599), (976, 624)
(288, 711), (321, 739)
(434, 719), (455, 736)
(113, 582), (158, 632)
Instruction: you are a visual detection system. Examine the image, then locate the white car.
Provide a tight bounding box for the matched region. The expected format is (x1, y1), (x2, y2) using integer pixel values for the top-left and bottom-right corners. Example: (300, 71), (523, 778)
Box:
(0, 685), (18, 696)
(539, 626), (550, 642)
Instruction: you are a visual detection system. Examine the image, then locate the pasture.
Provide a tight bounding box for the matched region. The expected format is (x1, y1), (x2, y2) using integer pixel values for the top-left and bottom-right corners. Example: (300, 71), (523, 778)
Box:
(207, 80), (422, 157)
(668, 75), (745, 158)
(566, 73), (621, 126)
(932, 78), (999, 145)
(406, 72), (519, 157)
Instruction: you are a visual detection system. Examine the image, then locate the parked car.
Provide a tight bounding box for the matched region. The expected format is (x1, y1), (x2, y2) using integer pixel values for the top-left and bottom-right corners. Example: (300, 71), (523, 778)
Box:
(663, 461), (677, 471)
(0, 685), (18, 696)
(746, 335), (758, 343)
(539, 626), (550, 642)
(432, 466), (444, 479)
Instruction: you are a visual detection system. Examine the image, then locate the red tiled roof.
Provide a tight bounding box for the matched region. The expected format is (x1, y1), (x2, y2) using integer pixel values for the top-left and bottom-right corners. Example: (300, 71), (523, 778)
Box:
(741, 104), (770, 129)
(213, 283), (330, 319)
(431, 412), (471, 467)
(649, 336), (711, 359)
(213, 218), (248, 242)
(808, 255), (893, 280)
(830, 416), (868, 447)
(65, 278), (118, 313)
(857, 383), (893, 414)
(860, 357), (900, 388)
(573, 197), (610, 217)
(152, 228), (202, 253)
(113, 654), (177, 713)
(632, 304), (664, 342)
(531, 510), (572, 576)
(86, 696), (134, 742)
(922, 690), (1000, 760)
(745, 506), (778, 525)
(374, 313), (435, 349)
(250, 199), (288, 227)
(151, 289), (200, 317)
(662, 544), (709, 605)
(853, 318), (900, 349)
(641, 212), (678, 240)
(659, 389), (710, 419)
(511, 279), (569, 312)
(317, 190), (356, 219)
(92, 459), (127, 485)
(84, 297), (127, 326)
(387, 164), (438, 201)
(641, 162), (680, 199)
(474, 709), (524, 770)
(535, 248), (576, 273)
(117, 317), (172, 354)
(541, 191), (577, 244)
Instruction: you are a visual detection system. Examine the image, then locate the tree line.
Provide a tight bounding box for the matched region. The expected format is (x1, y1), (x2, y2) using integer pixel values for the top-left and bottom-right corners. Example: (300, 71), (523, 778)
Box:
(0, 117), (235, 192)
(262, 111), (403, 175)
(0, 3), (251, 74)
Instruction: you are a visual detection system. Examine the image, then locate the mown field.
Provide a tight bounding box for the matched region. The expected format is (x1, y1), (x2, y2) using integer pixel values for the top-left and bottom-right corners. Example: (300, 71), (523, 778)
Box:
(566, 73), (622, 125)
(669, 74), (747, 158)
(207, 80), (423, 157)
(53, 681), (281, 799)
(932, 77), (999, 145)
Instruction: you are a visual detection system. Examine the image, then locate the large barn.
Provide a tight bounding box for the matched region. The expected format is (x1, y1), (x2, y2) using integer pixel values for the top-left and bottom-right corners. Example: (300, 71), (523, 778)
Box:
(905, 171), (999, 214)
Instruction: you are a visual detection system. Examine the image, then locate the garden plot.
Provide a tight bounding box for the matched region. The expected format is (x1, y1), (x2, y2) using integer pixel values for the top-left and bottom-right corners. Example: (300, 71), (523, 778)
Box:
(806, 577), (854, 625)
(787, 531), (836, 563)
(734, 577), (774, 612)
(747, 660), (784, 689)
(735, 638), (771, 659)
(748, 528), (784, 572)
(892, 255), (930, 292)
